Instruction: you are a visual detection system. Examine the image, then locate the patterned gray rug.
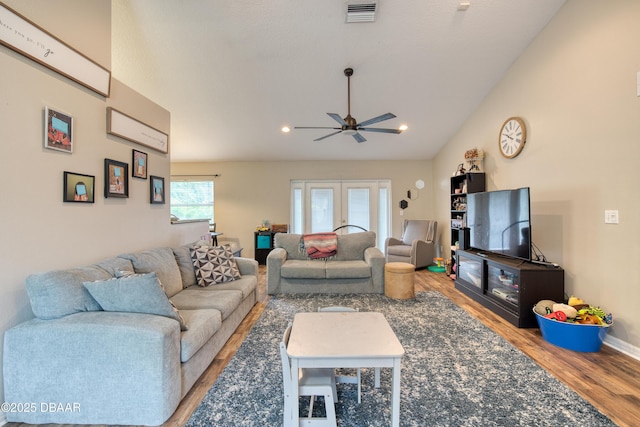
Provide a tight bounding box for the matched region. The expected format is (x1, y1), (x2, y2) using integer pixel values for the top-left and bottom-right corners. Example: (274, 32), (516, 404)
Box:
(186, 292), (614, 426)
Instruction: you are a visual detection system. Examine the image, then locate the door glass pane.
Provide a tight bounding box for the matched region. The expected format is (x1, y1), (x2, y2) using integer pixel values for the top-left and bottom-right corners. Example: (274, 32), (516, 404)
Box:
(292, 188), (302, 234)
(311, 188), (333, 232)
(347, 188), (370, 232)
(378, 188), (389, 247)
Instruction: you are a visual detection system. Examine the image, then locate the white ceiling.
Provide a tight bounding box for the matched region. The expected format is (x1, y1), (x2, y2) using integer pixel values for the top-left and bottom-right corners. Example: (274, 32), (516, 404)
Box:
(111, 0), (565, 162)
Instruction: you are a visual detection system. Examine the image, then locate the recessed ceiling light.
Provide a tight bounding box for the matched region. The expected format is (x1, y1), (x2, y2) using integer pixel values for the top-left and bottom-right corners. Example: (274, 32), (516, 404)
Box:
(399, 124), (408, 131)
(282, 126), (291, 133)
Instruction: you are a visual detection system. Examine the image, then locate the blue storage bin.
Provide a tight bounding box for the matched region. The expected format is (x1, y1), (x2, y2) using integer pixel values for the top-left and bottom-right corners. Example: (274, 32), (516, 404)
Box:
(534, 311), (611, 352)
(257, 235), (271, 249)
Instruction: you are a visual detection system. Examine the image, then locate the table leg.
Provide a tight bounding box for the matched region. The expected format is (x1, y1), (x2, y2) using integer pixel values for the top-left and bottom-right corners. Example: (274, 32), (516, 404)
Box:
(289, 358), (299, 427)
(390, 358), (401, 427)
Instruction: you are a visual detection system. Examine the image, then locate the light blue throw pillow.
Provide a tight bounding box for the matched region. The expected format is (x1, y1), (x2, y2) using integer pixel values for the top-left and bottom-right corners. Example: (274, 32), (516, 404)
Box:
(83, 272), (188, 331)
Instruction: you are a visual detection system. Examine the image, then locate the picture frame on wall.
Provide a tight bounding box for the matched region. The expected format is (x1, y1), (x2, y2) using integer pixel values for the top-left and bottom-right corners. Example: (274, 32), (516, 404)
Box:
(104, 158), (129, 198)
(44, 107), (73, 153)
(107, 107), (169, 154)
(63, 171), (94, 203)
(0, 3), (111, 97)
(150, 175), (165, 204)
(132, 149), (148, 179)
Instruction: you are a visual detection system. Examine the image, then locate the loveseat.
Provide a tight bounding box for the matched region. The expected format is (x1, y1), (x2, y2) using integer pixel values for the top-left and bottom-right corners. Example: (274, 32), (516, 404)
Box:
(266, 231), (385, 294)
(3, 243), (258, 426)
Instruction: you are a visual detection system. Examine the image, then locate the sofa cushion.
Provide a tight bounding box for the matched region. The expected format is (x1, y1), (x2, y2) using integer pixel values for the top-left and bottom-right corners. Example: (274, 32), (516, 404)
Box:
(25, 266), (107, 320)
(274, 233), (307, 260)
(325, 260), (372, 279)
(333, 231), (376, 261)
(190, 244), (241, 286)
(402, 220), (434, 245)
(386, 244), (412, 257)
(185, 275), (257, 299)
(281, 260), (326, 279)
(178, 309), (222, 362)
(83, 272), (188, 331)
(170, 289), (243, 320)
(172, 244), (198, 289)
(118, 248), (183, 298)
(94, 257), (135, 276)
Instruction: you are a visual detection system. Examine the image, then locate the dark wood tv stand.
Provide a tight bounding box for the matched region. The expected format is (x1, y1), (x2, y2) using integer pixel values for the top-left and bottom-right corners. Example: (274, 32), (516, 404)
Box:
(455, 249), (564, 328)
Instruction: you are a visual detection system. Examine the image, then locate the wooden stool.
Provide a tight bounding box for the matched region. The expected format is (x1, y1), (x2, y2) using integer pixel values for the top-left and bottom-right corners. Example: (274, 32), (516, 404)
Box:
(384, 262), (415, 299)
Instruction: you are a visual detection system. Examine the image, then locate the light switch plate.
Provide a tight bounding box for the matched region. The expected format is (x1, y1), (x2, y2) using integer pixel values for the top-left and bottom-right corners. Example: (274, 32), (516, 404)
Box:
(604, 210), (619, 224)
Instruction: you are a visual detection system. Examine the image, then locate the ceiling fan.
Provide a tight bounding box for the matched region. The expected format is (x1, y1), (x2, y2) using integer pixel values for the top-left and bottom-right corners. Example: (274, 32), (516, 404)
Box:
(295, 68), (403, 143)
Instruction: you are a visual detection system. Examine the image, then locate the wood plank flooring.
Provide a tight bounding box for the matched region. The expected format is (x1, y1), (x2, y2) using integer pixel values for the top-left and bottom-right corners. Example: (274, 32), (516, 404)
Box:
(6, 267), (639, 427)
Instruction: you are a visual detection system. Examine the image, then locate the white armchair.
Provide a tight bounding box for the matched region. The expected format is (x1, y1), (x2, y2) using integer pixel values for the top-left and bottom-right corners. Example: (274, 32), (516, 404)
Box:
(385, 219), (438, 269)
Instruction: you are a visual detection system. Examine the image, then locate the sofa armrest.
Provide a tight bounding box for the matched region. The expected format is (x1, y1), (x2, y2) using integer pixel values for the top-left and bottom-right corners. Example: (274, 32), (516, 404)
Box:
(235, 256), (259, 277)
(266, 248), (287, 294)
(412, 239), (437, 268)
(364, 247), (386, 293)
(3, 311), (181, 425)
(385, 236), (404, 253)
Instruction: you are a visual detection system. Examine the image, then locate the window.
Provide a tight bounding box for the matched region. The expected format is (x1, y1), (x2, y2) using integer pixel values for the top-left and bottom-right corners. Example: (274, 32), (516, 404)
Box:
(170, 178), (214, 224)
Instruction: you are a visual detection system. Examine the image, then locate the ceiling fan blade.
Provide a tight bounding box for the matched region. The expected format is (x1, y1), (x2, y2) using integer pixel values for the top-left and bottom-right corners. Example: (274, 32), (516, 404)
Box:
(314, 130), (342, 141)
(294, 126), (341, 130)
(353, 132), (366, 143)
(358, 127), (403, 134)
(327, 113), (347, 126)
(357, 112), (396, 127)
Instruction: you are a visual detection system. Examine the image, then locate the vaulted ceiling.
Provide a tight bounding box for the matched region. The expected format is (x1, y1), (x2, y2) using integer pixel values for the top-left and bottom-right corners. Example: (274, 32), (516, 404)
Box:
(112, 0), (565, 162)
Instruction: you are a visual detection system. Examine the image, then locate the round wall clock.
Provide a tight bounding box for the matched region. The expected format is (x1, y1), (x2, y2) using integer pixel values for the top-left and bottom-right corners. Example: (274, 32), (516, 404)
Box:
(498, 117), (526, 158)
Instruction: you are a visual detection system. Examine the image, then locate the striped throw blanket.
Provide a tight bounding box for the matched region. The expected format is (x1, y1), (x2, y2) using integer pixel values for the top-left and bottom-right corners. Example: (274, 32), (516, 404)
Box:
(302, 232), (338, 259)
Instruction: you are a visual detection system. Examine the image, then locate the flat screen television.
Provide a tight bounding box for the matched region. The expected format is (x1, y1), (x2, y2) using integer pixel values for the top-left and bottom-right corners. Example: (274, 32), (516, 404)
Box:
(466, 187), (531, 261)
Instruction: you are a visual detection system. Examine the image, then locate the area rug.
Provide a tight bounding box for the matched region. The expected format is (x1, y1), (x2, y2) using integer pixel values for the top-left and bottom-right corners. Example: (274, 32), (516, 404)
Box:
(186, 292), (614, 426)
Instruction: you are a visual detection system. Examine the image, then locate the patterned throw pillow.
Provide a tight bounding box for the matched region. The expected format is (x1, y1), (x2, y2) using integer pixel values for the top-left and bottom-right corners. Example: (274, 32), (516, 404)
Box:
(190, 244), (241, 286)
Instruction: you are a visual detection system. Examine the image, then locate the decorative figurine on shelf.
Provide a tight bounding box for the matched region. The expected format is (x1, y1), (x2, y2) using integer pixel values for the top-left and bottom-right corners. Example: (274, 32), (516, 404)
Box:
(464, 148), (484, 172)
(454, 163), (466, 176)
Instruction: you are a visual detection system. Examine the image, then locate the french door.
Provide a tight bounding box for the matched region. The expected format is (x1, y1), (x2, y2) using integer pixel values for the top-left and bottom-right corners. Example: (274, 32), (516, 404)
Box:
(290, 180), (390, 249)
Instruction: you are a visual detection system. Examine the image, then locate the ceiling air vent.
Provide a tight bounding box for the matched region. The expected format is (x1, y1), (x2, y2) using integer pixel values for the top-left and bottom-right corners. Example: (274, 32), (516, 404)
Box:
(346, 1), (377, 23)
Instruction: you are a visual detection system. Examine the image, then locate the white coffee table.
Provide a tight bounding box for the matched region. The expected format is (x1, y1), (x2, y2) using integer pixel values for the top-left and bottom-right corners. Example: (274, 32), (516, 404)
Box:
(286, 311), (405, 426)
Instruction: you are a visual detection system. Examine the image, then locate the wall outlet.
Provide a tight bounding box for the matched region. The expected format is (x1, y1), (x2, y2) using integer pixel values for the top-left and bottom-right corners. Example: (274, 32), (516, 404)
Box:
(604, 210), (619, 224)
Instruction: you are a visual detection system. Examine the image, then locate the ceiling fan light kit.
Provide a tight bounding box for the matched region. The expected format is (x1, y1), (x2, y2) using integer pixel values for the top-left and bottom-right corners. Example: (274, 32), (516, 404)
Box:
(294, 67), (404, 143)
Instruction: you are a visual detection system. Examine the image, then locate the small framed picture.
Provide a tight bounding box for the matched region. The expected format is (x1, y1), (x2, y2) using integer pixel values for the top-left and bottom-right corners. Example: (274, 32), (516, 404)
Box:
(104, 158), (129, 198)
(63, 172), (95, 203)
(132, 149), (148, 179)
(150, 175), (165, 204)
(44, 107), (73, 153)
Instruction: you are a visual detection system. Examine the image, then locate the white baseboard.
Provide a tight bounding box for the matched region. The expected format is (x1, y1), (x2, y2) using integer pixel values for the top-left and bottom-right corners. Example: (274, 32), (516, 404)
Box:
(603, 335), (640, 361)
(0, 412), (6, 426)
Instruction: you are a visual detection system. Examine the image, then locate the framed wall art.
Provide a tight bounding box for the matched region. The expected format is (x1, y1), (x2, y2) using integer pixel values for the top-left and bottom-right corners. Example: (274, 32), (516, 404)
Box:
(44, 107), (73, 153)
(63, 171), (94, 203)
(104, 158), (129, 198)
(150, 175), (165, 204)
(107, 107), (169, 154)
(132, 149), (148, 179)
(0, 2), (111, 97)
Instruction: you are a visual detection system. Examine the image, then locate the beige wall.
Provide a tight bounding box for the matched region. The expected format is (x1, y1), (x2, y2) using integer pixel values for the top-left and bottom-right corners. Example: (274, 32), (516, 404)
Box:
(171, 160), (435, 255)
(0, 0), (205, 409)
(2, 2), (638, 415)
(434, 0), (640, 351)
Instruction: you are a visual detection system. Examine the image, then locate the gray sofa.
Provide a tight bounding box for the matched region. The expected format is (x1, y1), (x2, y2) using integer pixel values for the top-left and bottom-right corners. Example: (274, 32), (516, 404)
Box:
(3, 244), (258, 426)
(266, 231), (385, 294)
